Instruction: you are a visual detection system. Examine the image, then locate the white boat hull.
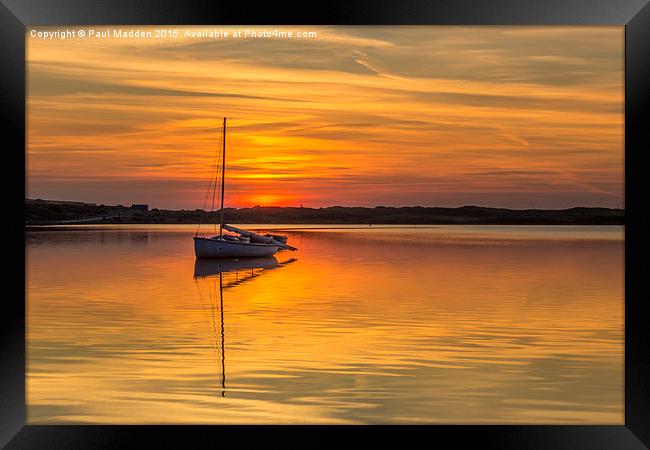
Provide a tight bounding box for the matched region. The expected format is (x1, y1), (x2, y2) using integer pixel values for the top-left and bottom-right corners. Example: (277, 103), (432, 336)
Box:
(194, 237), (279, 258)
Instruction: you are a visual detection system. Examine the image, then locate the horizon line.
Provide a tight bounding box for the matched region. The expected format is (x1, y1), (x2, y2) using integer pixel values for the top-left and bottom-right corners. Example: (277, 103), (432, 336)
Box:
(25, 198), (624, 211)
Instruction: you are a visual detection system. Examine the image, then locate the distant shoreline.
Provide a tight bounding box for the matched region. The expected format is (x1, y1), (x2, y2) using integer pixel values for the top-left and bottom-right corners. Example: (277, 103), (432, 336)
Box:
(25, 224), (625, 235)
(25, 199), (624, 226)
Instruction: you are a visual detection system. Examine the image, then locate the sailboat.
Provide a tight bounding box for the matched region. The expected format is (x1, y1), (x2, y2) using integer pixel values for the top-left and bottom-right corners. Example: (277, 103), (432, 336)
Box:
(193, 118), (297, 258)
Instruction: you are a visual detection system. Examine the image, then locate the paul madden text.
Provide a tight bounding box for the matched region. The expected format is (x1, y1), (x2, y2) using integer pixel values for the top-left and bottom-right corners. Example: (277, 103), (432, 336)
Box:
(29, 28), (318, 41)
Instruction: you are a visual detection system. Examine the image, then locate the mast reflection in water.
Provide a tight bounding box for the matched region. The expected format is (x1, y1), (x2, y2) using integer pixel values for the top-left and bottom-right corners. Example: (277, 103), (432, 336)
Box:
(194, 257), (297, 397)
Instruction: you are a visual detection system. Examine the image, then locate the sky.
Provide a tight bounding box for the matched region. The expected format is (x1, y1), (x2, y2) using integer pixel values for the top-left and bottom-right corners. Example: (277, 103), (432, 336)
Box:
(26, 26), (624, 210)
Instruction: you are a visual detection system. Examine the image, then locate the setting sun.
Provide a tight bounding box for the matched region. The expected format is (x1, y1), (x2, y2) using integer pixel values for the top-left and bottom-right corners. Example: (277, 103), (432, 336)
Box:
(243, 193), (298, 207)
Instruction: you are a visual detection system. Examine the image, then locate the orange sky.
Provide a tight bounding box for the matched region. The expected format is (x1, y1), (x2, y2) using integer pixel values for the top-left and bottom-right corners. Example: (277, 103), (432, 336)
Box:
(26, 26), (624, 209)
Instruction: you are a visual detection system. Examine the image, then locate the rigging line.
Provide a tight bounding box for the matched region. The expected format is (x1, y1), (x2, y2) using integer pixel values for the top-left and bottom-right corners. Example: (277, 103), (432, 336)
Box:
(219, 117), (226, 238)
(196, 155), (217, 236)
(196, 122), (223, 236)
(209, 123), (224, 236)
(210, 123), (226, 234)
(215, 131), (224, 198)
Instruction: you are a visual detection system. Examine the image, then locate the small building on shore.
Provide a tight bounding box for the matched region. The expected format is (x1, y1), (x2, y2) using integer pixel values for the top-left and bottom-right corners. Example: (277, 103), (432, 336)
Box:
(131, 204), (149, 212)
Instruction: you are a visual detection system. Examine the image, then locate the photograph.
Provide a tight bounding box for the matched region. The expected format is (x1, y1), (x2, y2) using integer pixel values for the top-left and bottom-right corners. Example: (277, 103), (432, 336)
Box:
(25, 25), (625, 425)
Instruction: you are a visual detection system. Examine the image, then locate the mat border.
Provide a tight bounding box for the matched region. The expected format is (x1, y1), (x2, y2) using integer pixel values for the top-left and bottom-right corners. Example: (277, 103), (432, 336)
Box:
(2, 0), (648, 448)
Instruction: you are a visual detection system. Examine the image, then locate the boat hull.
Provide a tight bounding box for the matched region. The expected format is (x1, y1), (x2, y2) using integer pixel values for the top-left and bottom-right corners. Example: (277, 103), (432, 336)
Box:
(194, 237), (279, 258)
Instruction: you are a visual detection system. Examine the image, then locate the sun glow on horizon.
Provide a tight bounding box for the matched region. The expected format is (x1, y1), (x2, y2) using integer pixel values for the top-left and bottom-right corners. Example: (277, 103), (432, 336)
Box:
(241, 194), (300, 208)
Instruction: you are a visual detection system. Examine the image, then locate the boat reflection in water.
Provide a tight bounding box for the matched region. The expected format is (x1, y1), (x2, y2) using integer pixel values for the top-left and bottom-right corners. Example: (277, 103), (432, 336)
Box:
(193, 256), (297, 397)
(193, 257), (280, 278)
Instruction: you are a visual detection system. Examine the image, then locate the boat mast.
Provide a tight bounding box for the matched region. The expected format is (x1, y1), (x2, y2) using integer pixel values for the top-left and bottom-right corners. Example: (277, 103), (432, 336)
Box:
(219, 117), (226, 237)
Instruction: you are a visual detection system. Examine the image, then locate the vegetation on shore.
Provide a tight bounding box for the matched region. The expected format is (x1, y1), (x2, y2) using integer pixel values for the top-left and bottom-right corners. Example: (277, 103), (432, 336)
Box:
(25, 199), (624, 226)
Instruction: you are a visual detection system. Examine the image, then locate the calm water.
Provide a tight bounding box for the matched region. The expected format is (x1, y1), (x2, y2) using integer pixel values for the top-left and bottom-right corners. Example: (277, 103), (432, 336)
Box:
(26, 225), (624, 424)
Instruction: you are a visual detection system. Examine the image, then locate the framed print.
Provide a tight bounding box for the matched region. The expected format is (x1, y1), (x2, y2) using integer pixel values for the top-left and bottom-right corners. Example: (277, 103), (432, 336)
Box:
(2, 0), (649, 448)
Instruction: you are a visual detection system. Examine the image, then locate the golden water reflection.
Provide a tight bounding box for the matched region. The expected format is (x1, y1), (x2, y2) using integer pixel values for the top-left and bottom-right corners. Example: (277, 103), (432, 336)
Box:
(27, 225), (624, 424)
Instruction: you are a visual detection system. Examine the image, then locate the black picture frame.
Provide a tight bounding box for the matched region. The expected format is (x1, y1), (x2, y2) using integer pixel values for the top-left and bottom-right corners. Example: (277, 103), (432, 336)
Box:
(3, 0), (648, 448)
